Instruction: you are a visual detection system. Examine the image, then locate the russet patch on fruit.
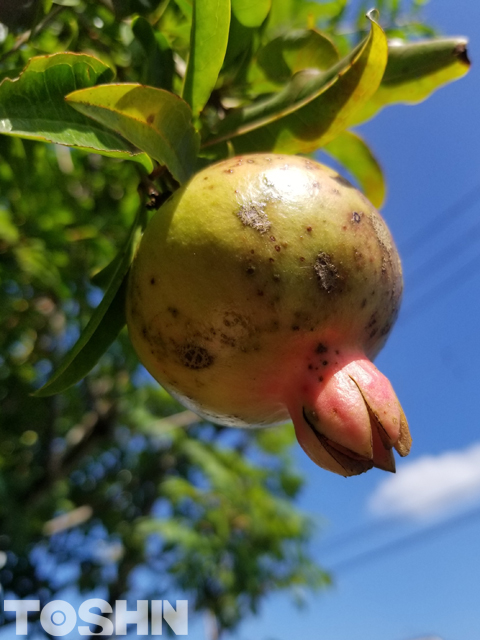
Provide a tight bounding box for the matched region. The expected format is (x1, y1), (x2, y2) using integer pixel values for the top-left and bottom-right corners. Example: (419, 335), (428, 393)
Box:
(127, 153), (412, 477)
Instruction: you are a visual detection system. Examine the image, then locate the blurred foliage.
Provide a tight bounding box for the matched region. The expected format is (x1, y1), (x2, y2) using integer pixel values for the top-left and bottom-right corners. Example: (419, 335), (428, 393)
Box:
(0, 0), (466, 637)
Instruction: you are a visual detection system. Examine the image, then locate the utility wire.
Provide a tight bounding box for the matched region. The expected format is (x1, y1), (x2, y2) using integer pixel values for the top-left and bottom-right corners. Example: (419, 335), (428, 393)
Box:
(385, 182), (480, 320)
(328, 503), (480, 574)
(400, 181), (480, 259)
(404, 215), (480, 296)
(319, 517), (399, 553)
(322, 467), (480, 558)
(400, 246), (480, 323)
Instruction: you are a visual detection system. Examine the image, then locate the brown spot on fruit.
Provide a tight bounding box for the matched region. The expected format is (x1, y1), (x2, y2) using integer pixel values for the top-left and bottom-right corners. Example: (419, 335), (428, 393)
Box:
(370, 209), (393, 254)
(150, 277), (156, 285)
(176, 343), (214, 369)
(223, 311), (248, 328)
(352, 211), (361, 224)
(147, 113), (155, 124)
(313, 252), (341, 293)
(333, 175), (352, 188)
(380, 322), (392, 337)
(316, 343), (328, 354)
(220, 334), (236, 347)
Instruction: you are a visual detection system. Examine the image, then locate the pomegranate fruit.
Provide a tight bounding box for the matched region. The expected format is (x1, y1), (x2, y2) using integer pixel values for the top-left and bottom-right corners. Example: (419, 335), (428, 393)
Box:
(126, 154), (411, 476)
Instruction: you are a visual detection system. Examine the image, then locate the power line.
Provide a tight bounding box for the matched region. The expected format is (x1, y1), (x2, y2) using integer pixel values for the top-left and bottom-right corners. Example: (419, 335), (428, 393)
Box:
(404, 215), (480, 296)
(400, 246), (480, 323)
(382, 181), (480, 321)
(328, 503), (480, 574)
(320, 480), (480, 557)
(319, 517), (399, 554)
(400, 181), (480, 259)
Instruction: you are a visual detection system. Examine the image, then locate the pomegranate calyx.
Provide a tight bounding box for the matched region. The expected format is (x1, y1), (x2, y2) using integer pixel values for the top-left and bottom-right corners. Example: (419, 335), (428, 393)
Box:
(302, 407), (374, 476)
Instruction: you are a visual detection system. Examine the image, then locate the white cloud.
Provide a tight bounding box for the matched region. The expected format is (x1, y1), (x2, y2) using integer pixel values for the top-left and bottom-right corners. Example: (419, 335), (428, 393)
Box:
(368, 442), (480, 520)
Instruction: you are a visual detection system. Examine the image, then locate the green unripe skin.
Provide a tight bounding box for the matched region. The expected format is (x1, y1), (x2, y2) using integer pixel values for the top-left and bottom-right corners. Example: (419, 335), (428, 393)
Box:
(127, 154), (411, 476)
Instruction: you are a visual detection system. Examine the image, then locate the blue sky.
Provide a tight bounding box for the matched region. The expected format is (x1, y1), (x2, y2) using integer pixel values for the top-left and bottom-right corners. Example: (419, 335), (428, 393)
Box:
(226, 1), (480, 639)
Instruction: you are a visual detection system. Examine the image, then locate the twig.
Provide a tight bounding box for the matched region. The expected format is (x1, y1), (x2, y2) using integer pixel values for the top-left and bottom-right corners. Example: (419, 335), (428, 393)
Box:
(43, 505), (93, 536)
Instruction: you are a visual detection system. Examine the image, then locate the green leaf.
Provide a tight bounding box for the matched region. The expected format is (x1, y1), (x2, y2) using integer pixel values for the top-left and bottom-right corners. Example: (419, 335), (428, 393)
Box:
(351, 37), (471, 125)
(90, 254), (124, 289)
(204, 10), (388, 154)
(132, 16), (175, 91)
(173, 0), (193, 19)
(267, 0), (347, 33)
(248, 28), (339, 94)
(137, 518), (207, 549)
(112, 0), (164, 19)
(323, 131), (386, 208)
(223, 12), (255, 73)
(231, 0), (271, 27)
(257, 29), (339, 82)
(0, 54), (153, 172)
(182, 0), (231, 117)
(52, 0), (80, 5)
(0, 208), (20, 245)
(33, 209), (145, 397)
(66, 84), (200, 184)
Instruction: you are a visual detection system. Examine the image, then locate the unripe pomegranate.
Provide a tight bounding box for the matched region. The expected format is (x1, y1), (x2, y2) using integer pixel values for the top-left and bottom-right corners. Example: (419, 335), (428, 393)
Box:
(127, 154), (411, 476)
